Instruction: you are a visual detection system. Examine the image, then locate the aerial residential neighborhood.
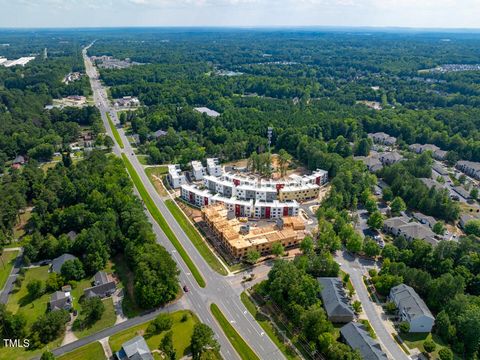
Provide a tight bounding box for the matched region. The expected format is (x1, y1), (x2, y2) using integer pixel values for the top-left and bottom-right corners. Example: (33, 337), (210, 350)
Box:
(1, 2), (480, 360)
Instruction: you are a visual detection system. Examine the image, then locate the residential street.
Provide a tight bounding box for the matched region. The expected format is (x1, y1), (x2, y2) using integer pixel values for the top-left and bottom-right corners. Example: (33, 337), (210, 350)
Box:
(336, 250), (410, 360)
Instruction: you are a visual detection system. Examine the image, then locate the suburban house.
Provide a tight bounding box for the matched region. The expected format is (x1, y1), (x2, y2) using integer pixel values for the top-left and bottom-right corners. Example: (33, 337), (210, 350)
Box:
(50, 253), (78, 274)
(13, 155), (25, 165)
(318, 278), (355, 323)
(456, 160), (480, 180)
(452, 185), (472, 200)
(115, 335), (153, 360)
(379, 151), (403, 166)
(389, 284), (435, 333)
(383, 217), (438, 246)
(412, 212), (437, 229)
(340, 322), (388, 360)
(355, 155), (383, 172)
(84, 271), (116, 299)
(420, 178), (444, 191)
(49, 289), (73, 311)
(368, 132), (397, 146)
(459, 213), (476, 229)
(409, 143), (446, 160)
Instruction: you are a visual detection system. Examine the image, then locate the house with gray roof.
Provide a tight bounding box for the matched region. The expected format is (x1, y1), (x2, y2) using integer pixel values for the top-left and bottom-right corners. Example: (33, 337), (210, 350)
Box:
(50, 253), (78, 274)
(340, 322), (388, 360)
(456, 160), (480, 180)
(459, 213), (477, 229)
(383, 217), (438, 246)
(84, 271), (116, 299)
(420, 178), (444, 191)
(49, 290), (72, 312)
(318, 278), (355, 323)
(379, 151), (403, 166)
(389, 284), (434, 333)
(412, 212), (437, 229)
(368, 132), (397, 146)
(355, 155), (383, 173)
(116, 335), (153, 360)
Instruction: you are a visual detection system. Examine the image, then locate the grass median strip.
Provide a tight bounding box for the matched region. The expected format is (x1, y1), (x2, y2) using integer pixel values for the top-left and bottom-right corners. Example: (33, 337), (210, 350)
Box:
(210, 303), (260, 360)
(121, 153), (206, 288)
(240, 292), (300, 360)
(165, 199), (228, 276)
(107, 112), (124, 149)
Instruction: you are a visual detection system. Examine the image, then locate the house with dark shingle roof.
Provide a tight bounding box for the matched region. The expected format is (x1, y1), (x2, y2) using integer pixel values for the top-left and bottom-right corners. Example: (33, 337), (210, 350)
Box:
(116, 335), (153, 360)
(83, 271), (116, 299)
(340, 322), (388, 360)
(49, 290), (72, 312)
(318, 278), (355, 323)
(390, 284), (434, 333)
(50, 253), (78, 274)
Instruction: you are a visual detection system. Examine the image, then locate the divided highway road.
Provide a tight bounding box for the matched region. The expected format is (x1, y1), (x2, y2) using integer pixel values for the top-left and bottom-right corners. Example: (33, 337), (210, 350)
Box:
(80, 43), (285, 360)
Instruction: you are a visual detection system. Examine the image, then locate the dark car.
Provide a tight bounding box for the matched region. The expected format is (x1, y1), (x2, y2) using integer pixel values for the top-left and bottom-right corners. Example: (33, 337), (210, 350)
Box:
(183, 285), (189, 293)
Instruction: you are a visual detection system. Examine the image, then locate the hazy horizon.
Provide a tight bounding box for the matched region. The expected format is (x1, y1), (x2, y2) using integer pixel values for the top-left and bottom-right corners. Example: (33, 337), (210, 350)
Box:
(1, 0), (480, 29)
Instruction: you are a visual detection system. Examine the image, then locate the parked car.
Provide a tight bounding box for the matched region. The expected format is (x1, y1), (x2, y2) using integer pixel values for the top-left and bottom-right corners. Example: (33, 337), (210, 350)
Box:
(183, 285), (189, 293)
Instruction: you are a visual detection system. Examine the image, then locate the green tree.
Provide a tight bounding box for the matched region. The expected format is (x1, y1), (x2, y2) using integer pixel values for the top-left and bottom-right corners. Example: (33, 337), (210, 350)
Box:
(60, 258), (85, 281)
(40, 351), (55, 360)
(399, 321), (410, 334)
(354, 138), (371, 157)
(364, 238), (381, 257)
(465, 219), (480, 237)
(470, 187), (478, 200)
(31, 310), (70, 345)
(438, 348), (453, 360)
(382, 187), (394, 202)
(352, 300), (362, 314)
(147, 314), (173, 335)
(271, 242), (285, 257)
(278, 149), (292, 177)
(367, 211), (384, 230)
(245, 249), (260, 265)
(300, 236), (314, 254)
(81, 297), (105, 326)
(27, 279), (44, 300)
(159, 330), (176, 360)
(433, 221), (446, 235)
(423, 339), (436, 354)
(390, 197), (406, 216)
(365, 197), (378, 214)
(190, 323), (220, 360)
(346, 233), (363, 253)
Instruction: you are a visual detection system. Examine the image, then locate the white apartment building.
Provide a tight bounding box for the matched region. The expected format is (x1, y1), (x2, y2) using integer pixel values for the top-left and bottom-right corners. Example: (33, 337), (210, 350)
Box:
(190, 160), (206, 181)
(181, 184), (212, 207)
(167, 164), (187, 189)
(206, 158), (223, 177)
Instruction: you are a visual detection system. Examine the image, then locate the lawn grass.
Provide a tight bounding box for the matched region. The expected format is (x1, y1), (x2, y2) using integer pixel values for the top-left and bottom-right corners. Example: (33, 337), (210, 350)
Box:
(112, 254), (141, 318)
(359, 319), (377, 339)
(109, 310), (203, 360)
(0, 250), (19, 291)
(210, 303), (260, 360)
(13, 209), (32, 239)
(145, 166), (169, 197)
(241, 292), (300, 360)
(57, 341), (106, 360)
(0, 338), (62, 360)
(70, 277), (96, 310)
(7, 265), (51, 326)
(165, 199), (227, 276)
(401, 332), (456, 359)
(137, 154), (149, 165)
(122, 154), (205, 288)
(73, 297), (117, 338)
(107, 112), (124, 149)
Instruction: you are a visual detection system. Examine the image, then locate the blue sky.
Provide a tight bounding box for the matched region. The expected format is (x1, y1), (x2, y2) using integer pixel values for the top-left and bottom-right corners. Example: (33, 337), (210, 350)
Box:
(1, 0), (479, 28)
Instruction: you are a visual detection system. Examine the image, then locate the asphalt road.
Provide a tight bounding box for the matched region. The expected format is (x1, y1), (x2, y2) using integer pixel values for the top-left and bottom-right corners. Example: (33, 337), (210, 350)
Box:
(75, 43), (285, 360)
(336, 251), (410, 360)
(0, 248), (24, 304)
